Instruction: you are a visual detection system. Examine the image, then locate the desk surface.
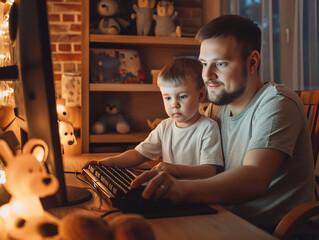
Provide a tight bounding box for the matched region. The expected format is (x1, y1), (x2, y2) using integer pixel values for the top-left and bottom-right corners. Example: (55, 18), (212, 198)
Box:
(57, 153), (278, 240)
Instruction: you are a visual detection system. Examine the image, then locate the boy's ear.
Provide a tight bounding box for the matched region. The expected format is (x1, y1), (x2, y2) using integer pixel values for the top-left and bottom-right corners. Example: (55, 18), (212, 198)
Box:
(199, 86), (206, 102)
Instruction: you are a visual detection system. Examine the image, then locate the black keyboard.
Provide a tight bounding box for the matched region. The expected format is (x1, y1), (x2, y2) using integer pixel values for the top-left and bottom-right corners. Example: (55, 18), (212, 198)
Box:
(82, 164), (218, 218)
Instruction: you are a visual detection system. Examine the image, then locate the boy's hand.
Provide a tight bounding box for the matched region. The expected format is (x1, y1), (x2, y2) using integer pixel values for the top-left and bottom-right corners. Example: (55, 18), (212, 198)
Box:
(82, 160), (98, 170)
(152, 162), (179, 177)
(81, 159), (110, 170)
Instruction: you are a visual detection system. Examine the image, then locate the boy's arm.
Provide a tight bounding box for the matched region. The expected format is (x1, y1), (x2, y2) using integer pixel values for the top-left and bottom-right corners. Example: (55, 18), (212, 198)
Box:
(152, 162), (217, 179)
(98, 149), (150, 168)
(82, 149), (150, 169)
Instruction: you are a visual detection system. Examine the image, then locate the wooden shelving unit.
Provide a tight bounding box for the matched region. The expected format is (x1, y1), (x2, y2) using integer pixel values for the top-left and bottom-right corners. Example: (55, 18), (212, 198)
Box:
(82, 1), (200, 153)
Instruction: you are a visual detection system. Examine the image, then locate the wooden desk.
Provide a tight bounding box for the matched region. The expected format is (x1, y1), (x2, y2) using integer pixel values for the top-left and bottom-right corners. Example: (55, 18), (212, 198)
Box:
(57, 153), (278, 240)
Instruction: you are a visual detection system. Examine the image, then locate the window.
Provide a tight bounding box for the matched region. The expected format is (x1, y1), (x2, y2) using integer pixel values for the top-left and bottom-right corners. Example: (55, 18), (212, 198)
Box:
(222, 0), (319, 90)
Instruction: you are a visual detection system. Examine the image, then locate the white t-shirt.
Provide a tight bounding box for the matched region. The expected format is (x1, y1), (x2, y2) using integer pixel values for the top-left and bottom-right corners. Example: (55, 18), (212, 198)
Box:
(135, 115), (223, 167)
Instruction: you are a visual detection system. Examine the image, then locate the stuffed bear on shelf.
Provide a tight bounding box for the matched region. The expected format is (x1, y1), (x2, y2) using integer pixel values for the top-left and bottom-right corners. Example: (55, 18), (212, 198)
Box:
(153, 0), (182, 37)
(92, 93), (130, 134)
(131, 0), (156, 36)
(96, 0), (131, 35)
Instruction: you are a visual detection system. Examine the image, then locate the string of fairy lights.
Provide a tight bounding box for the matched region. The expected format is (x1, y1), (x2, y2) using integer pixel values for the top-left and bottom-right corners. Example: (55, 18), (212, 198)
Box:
(0, 0), (15, 107)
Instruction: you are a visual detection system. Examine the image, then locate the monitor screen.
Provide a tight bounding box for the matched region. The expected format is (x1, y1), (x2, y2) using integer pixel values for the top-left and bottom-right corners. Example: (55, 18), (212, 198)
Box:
(3, 0), (91, 207)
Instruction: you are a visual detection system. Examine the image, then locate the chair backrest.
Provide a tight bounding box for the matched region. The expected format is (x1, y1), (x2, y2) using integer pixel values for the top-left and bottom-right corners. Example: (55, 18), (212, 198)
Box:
(296, 90), (319, 167)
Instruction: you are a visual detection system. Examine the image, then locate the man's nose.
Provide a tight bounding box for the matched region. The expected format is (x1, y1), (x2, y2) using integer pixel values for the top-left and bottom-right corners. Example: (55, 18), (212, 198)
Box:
(204, 66), (218, 80)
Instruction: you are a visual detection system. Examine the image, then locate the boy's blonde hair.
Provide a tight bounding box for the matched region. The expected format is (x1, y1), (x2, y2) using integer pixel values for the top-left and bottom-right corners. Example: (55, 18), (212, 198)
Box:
(157, 58), (204, 90)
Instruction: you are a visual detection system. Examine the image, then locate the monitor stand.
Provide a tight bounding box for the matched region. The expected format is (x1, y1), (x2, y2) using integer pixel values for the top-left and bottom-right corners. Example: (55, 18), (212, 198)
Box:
(41, 186), (92, 209)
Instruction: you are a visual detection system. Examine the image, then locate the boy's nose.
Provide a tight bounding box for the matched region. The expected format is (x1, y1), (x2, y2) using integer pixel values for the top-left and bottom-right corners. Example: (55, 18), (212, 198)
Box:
(172, 101), (180, 109)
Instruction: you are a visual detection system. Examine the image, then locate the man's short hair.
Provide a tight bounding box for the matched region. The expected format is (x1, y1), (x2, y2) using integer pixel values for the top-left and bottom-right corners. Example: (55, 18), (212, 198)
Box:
(196, 14), (261, 60)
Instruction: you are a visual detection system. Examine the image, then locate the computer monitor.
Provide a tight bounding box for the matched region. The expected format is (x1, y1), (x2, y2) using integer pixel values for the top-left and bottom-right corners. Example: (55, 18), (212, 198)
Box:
(2, 0), (92, 207)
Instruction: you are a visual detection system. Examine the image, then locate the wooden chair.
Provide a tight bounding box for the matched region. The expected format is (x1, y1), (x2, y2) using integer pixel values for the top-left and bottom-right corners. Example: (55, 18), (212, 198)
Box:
(297, 90), (319, 166)
(273, 90), (319, 240)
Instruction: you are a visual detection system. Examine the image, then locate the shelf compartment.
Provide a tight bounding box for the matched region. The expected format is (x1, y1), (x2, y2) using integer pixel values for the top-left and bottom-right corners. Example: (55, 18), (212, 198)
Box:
(90, 83), (160, 92)
(90, 35), (199, 46)
(90, 132), (149, 143)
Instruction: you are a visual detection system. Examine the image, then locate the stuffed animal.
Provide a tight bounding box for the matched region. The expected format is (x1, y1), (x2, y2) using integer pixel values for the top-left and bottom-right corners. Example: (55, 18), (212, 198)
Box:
(153, 0), (182, 37)
(59, 213), (155, 240)
(147, 118), (163, 130)
(0, 139), (60, 240)
(56, 99), (77, 146)
(97, 0), (131, 35)
(92, 93), (130, 134)
(58, 121), (77, 146)
(131, 0), (156, 36)
(59, 214), (111, 240)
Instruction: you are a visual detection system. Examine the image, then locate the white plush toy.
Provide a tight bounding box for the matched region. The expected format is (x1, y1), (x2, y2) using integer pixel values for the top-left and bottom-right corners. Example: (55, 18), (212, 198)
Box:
(56, 99), (77, 146)
(92, 93), (130, 134)
(58, 121), (77, 146)
(0, 139), (60, 240)
(131, 0), (156, 36)
(153, 0), (181, 37)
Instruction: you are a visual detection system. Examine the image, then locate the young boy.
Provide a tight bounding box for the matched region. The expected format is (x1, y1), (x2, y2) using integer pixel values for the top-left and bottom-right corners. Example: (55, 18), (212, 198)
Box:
(84, 58), (223, 179)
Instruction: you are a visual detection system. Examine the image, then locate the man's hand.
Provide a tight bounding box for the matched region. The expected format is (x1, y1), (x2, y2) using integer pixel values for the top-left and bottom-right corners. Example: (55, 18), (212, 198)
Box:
(131, 169), (185, 203)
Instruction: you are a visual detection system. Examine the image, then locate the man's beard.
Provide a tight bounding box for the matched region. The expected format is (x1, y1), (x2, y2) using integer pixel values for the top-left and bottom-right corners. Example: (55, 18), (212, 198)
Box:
(207, 84), (246, 105)
(206, 66), (248, 106)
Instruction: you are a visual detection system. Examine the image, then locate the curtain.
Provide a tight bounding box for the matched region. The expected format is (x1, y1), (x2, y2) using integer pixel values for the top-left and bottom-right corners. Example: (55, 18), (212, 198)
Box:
(221, 0), (319, 90)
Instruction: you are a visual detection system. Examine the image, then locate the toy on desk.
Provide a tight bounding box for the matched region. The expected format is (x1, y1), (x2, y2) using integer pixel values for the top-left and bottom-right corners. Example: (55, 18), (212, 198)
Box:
(108, 214), (155, 240)
(0, 139), (60, 240)
(59, 213), (155, 240)
(56, 99), (77, 146)
(92, 93), (130, 134)
(147, 118), (164, 130)
(153, 0), (181, 37)
(131, 0), (156, 36)
(96, 0), (131, 35)
(59, 213), (111, 240)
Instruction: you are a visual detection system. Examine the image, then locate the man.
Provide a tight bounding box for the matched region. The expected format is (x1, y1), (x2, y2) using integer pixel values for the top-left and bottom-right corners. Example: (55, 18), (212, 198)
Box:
(132, 15), (316, 232)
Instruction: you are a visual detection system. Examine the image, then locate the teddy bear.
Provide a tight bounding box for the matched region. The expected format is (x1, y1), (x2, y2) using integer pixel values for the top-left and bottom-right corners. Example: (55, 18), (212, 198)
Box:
(92, 93), (130, 134)
(131, 0), (156, 36)
(96, 0), (131, 35)
(0, 139), (155, 240)
(56, 99), (77, 146)
(59, 213), (155, 240)
(0, 138), (60, 240)
(153, 0), (182, 37)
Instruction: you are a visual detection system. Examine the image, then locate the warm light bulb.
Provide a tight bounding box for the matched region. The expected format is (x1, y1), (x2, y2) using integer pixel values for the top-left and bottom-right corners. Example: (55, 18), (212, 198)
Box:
(0, 205), (10, 219)
(57, 104), (64, 113)
(12, 201), (24, 212)
(33, 146), (45, 163)
(0, 169), (5, 184)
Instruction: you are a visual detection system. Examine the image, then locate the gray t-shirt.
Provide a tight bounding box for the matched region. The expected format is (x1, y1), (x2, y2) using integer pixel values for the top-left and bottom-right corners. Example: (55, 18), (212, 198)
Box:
(220, 82), (316, 230)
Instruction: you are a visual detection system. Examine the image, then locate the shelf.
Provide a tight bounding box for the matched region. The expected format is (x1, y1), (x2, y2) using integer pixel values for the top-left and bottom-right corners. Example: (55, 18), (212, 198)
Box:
(90, 132), (149, 143)
(90, 34), (199, 46)
(89, 83), (160, 92)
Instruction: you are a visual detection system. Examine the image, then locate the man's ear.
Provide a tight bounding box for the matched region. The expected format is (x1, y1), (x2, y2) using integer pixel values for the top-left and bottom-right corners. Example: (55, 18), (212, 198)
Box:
(248, 50), (260, 74)
(199, 86), (206, 102)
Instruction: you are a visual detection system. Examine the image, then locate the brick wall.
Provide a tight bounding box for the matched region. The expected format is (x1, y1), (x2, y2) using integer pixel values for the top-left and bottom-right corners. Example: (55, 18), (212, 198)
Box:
(46, 0), (205, 81)
(46, 0), (82, 82)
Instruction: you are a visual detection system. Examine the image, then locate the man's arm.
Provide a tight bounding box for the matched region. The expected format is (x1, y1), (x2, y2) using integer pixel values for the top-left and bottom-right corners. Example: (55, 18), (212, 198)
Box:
(132, 148), (286, 204)
(152, 162), (217, 179)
